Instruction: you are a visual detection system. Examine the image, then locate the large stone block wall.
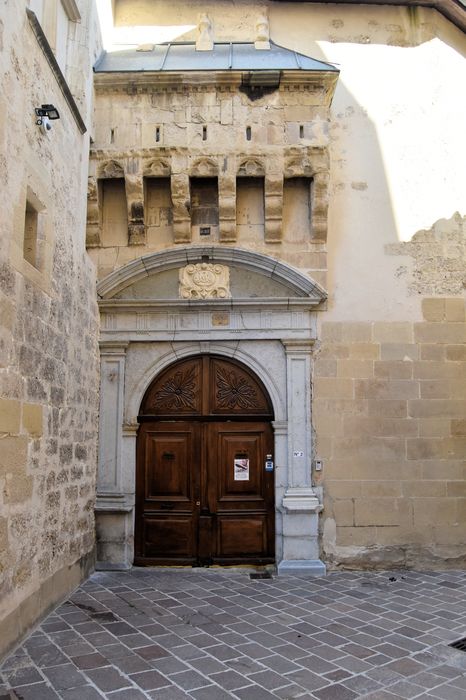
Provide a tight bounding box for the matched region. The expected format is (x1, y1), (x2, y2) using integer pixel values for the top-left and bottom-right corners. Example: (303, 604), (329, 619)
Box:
(315, 298), (466, 568)
(0, 1), (100, 659)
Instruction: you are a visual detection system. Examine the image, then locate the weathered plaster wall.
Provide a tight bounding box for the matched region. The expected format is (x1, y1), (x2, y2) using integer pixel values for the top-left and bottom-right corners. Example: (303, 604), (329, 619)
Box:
(90, 1), (466, 570)
(0, 0), (100, 658)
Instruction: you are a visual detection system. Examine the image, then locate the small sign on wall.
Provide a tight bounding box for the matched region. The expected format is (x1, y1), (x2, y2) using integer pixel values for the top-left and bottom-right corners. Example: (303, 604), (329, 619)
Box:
(234, 458), (249, 481)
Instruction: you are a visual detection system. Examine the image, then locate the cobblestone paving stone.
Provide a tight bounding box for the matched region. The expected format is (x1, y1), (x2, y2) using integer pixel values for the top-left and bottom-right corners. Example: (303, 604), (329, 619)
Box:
(1, 569), (466, 699)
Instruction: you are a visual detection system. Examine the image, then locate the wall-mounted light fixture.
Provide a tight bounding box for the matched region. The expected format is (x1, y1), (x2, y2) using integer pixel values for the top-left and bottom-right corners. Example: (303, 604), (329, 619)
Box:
(35, 104), (60, 134)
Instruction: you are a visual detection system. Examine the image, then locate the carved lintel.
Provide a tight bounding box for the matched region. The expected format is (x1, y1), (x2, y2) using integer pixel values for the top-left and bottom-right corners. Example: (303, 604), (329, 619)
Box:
(179, 263), (231, 299)
(98, 160), (124, 179)
(237, 159), (265, 178)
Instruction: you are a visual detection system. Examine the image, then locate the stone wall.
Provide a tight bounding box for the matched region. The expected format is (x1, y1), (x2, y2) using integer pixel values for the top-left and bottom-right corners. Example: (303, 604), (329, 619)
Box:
(90, 0), (465, 571)
(0, 1), (100, 659)
(315, 298), (466, 568)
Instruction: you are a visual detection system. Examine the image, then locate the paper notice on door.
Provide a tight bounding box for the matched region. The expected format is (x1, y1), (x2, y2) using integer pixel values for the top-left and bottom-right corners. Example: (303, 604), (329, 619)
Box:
(234, 458), (249, 481)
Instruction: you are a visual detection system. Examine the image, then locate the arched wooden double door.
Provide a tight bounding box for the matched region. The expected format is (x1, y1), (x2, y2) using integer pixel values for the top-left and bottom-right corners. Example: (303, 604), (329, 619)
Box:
(135, 355), (275, 566)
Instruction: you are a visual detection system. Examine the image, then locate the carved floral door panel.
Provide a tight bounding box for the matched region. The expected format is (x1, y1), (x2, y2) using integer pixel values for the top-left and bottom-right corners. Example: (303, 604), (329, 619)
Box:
(140, 356), (273, 418)
(135, 355), (275, 566)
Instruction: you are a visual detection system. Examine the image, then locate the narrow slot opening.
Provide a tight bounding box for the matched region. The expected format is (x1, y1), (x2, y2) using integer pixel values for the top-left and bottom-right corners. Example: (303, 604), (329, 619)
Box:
(283, 177), (313, 240)
(101, 178), (128, 247)
(110, 128), (115, 144)
(236, 176), (265, 241)
(246, 126), (252, 141)
(299, 125), (304, 138)
(144, 177), (173, 244)
(190, 178), (219, 234)
(202, 125), (207, 141)
(155, 126), (160, 142)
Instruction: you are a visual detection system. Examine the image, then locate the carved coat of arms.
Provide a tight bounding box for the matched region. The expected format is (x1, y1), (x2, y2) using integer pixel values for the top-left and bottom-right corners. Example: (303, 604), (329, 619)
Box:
(179, 263), (231, 299)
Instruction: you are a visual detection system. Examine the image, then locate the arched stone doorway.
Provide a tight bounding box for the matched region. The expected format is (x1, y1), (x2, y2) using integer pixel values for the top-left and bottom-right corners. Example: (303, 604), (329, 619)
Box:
(135, 355), (275, 566)
(95, 247), (326, 575)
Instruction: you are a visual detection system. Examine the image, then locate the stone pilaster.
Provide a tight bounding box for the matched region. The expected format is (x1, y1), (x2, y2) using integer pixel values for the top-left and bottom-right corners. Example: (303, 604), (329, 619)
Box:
(95, 342), (133, 569)
(278, 339), (325, 575)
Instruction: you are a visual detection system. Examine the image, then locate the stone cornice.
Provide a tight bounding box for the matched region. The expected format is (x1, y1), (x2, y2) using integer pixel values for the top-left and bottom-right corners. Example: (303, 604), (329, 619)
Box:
(93, 69), (339, 106)
(99, 298), (324, 312)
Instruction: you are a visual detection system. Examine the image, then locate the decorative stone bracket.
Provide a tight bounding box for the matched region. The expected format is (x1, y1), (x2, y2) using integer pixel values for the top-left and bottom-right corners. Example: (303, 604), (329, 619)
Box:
(125, 173), (145, 245)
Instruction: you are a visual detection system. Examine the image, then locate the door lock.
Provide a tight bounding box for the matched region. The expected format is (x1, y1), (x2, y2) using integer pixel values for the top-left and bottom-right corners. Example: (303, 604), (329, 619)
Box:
(196, 501), (200, 506)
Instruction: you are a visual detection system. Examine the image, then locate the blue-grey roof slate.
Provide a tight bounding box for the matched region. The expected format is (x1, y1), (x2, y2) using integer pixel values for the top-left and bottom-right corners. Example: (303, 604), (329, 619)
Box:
(94, 41), (338, 73)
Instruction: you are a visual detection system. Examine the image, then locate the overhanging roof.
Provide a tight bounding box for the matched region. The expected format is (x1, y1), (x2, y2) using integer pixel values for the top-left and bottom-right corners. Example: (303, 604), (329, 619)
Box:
(94, 41), (338, 74)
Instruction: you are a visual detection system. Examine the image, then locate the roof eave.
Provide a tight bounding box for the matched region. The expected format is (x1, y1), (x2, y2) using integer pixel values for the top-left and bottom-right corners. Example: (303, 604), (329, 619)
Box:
(93, 68), (340, 95)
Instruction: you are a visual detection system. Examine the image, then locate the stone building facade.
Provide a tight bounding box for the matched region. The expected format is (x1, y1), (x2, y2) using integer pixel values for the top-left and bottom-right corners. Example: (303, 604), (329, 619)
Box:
(1, 0), (465, 661)
(0, 1), (101, 659)
(89, 0), (466, 575)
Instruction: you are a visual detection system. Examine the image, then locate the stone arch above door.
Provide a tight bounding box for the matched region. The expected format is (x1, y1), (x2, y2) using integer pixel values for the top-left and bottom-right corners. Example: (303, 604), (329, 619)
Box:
(96, 245), (327, 301)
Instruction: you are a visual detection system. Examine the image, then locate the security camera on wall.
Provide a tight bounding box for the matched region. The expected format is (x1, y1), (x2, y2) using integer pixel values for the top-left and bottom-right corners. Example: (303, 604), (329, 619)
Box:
(35, 104), (60, 135)
(38, 115), (52, 134)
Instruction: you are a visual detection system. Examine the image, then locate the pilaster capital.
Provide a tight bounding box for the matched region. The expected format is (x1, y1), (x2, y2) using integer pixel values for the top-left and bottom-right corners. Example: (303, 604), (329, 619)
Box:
(281, 339), (315, 354)
(99, 341), (130, 357)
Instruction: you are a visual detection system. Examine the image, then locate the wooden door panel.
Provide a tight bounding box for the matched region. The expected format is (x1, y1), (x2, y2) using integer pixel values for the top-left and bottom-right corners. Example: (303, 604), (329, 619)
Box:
(208, 422), (274, 563)
(135, 422), (199, 564)
(146, 434), (191, 501)
(136, 356), (275, 567)
(143, 516), (194, 558)
(210, 357), (271, 415)
(217, 515), (267, 556)
(216, 432), (263, 503)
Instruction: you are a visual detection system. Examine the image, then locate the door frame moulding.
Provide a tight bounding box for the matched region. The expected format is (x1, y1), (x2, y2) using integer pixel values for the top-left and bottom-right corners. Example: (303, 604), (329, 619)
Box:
(96, 249), (326, 575)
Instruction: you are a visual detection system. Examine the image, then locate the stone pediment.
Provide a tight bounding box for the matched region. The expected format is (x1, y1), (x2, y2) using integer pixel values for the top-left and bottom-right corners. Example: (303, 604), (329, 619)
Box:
(96, 247), (326, 307)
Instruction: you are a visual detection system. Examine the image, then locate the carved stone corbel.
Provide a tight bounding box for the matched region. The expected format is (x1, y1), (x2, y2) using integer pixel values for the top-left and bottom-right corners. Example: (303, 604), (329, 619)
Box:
(264, 174), (283, 243)
(312, 170), (330, 241)
(86, 176), (101, 247)
(219, 172), (236, 242)
(171, 173), (191, 243)
(125, 173), (145, 246)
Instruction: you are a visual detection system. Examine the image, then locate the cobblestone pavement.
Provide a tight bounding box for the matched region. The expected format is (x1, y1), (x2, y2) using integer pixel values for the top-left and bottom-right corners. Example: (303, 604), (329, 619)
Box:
(1, 569), (466, 699)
